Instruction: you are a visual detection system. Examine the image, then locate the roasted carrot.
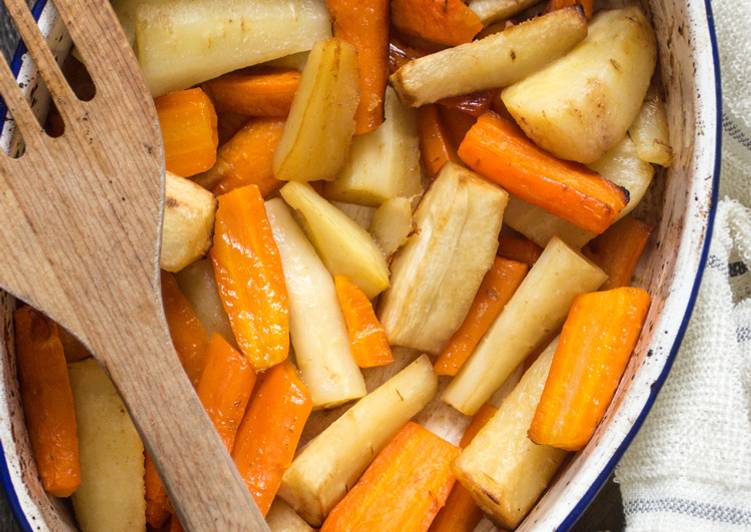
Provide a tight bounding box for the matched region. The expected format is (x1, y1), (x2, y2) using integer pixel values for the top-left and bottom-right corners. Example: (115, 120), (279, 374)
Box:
(14, 306), (80, 497)
(430, 404), (497, 532)
(161, 271), (209, 387)
(58, 327), (90, 362)
(322, 422), (459, 532)
(327, 0), (389, 134)
(200, 118), (285, 196)
(203, 69), (301, 117)
(547, 0), (594, 19)
(391, 0), (482, 47)
(334, 275), (394, 368)
(231, 361), (313, 515)
(438, 90), (497, 118)
(217, 111), (250, 145)
(145, 455), (172, 528)
(584, 217), (653, 290)
(418, 105), (458, 178)
(155, 88), (218, 177)
(388, 38), (426, 73)
(529, 287), (650, 451)
(434, 258), (528, 376)
(439, 106), (476, 149)
(211, 185), (289, 370)
(458, 113), (628, 234)
(498, 226), (544, 265)
(169, 516), (183, 532)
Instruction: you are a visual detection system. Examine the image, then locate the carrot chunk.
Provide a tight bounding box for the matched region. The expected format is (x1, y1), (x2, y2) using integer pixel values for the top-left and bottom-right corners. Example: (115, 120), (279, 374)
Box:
(203, 69), (300, 117)
(497, 226), (543, 265)
(458, 113), (628, 234)
(434, 258), (528, 376)
(231, 361), (313, 515)
(155, 88), (218, 177)
(334, 275), (394, 368)
(418, 105), (457, 178)
(392, 0), (482, 46)
(14, 306), (80, 497)
(210, 185), (289, 370)
(144, 456), (172, 528)
(584, 217), (652, 290)
(438, 90), (497, 117)
(322, 422), (459, 532)
(327, 0), (389, 134)
(547, 0), (594, 19)
(529, 287), (650, 451)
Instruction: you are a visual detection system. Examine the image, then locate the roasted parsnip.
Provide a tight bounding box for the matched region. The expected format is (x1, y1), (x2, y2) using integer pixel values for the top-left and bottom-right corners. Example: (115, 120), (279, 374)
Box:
(136, 0), (331, 96)
(279, 355), (437, 526)
(267, 499), (314, 532)
(331, 201), (376, 230)
(390, 8), (587, 107)
(280, 182), (390, 299)
(265, 198), (366, 408)
(469, 0), (540, 24)
(379, 163), (507, 353)
(160, 172), (216, 272)
(325, 88), (422, 205)
(369, 197), (414, 258)
(629, 86), (673, 167)
(443, 237), (606, 415)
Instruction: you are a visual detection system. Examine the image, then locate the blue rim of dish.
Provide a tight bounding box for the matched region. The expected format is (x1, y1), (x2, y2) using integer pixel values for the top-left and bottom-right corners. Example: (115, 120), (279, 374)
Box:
(0, 0), (724, 530)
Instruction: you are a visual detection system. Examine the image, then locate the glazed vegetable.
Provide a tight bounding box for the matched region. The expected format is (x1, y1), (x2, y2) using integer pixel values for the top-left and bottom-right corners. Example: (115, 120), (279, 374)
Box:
(325, 88), (422, 206)
(391, 0), (482, 46)
(14, 307), (80, 497)
(332, 201), (376, 229)
(438, 90), (496, 117)
(335, 276), (394, 368)
(69, 359), (145, 532)
(217, 111), (250, 145)
(468, 0), (539, 24)
(369, 197), (414, 258)
(418, 105), (457, 178)
(232, 360), (312, 515)
(502, 7), (657, 163)
(390, 8), (587, 107)
(279, 355), (437, 525)
(211, 185), (289, 370)
(273, 38), (359, 182)
(280, 182), (390, 298)
(434, 258), (528, 377)
(155, 88), (218, 177)
(144, 456), (170, 528)
(203, 69), (300, 117)
(453, 339), (567, 529)
(265, 198), (366, 408)
(529, 288), (650, 450)
(547, 0), (594, 18)
(629, 85), (673, 167)
(326, 0), (389, 134)
(267, 51), (310, 71)
(321, 422), (460, 532)
(136, 0), (331, 96)
(439, 107), (475, 149)
(175, 259), (235, 345)
(267, 499), (314, 532)
(161, 271), (209, 387)
(584, 217), (652, 289)
(379, 163), (507, 354)
(443, 237), (606, 415)
(199, 118), (285, 196)
(497, 227), (543, 265)
(161, 171), (216, 272)
(459, 113), (628, 234)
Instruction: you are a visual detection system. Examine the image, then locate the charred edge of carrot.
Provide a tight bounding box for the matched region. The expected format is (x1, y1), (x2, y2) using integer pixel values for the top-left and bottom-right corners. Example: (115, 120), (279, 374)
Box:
(391, 0), (483, 47)
(438, 90), (498, 118)
(498, 226), (543, 265)
(583, 217), (653, 290)
(418, 105), (457, 179)
(203, 69), (301, 117)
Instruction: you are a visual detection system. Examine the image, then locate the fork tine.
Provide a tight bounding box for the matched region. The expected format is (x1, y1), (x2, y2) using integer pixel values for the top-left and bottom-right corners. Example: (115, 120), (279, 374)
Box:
(0, 55), (44, 149)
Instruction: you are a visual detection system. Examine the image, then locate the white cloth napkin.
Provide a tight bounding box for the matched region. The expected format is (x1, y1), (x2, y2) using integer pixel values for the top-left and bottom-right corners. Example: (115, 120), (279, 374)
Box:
(614, 1), (751, 530)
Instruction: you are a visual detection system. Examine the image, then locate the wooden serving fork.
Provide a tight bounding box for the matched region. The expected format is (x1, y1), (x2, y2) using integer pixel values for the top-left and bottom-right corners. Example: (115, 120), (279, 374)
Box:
(0, 0), (267, 530)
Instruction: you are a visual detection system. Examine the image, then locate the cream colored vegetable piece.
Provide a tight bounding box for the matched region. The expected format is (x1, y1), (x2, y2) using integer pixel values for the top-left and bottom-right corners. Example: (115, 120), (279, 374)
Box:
(136, 0), (331, 96)
(273, 38), (359, 183)
(279, 355), (437, 526)
(160, 171), (216, 273)
(331, 201), (376, 230)
(265, 198), (365, 408)
(69, 359), (145, 532)
(369, 197), (414, 258)
(629, 86), (673, 166)
(267, 499), (314, 532)
(266, 51), (310, 71)
(453, 339), (567, 529)
(443, 237), (606, 415)
(280, 182), (390, 299)
(324, 88), (422, 205)
(390, 8), (587, 107)
(175, 258), (235, 344)
(502, 7), (657, 164)
(379, 163), (507, 354)
(469, 0), (540, 24)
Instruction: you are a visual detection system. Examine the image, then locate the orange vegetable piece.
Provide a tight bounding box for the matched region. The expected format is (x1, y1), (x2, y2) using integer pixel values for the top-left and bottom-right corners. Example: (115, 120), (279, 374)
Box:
(322, 422), (459, 532)
(231, 361), (313, 515)
(438, 90), (497, 117)
(388, 38), (426, 73)
(391, 0), (482, 46)
(439, 106), (476, 149)
(584, 217), (653, 290)
(334, 275), (394, 368)
(547, 0), (594, 19)
(161, 271), (209, 387)
(418, 105), (457, 178)
(458, 113), (628, 234)
(203, 118), (285, 196)
(529, 287), (651, 451)
(211, 185), (289, 370)
(498, 226), (543, 265)
(430, 404), (497, 532)
(144, 455), (172, 528)
(155, 88), (218, 177)
(14, 306), (80, 497)
(327, 0), (389, 134)
(217, 111), (250, 145)
(434, 258), (528, 376)
(203, 69), (301, 117)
